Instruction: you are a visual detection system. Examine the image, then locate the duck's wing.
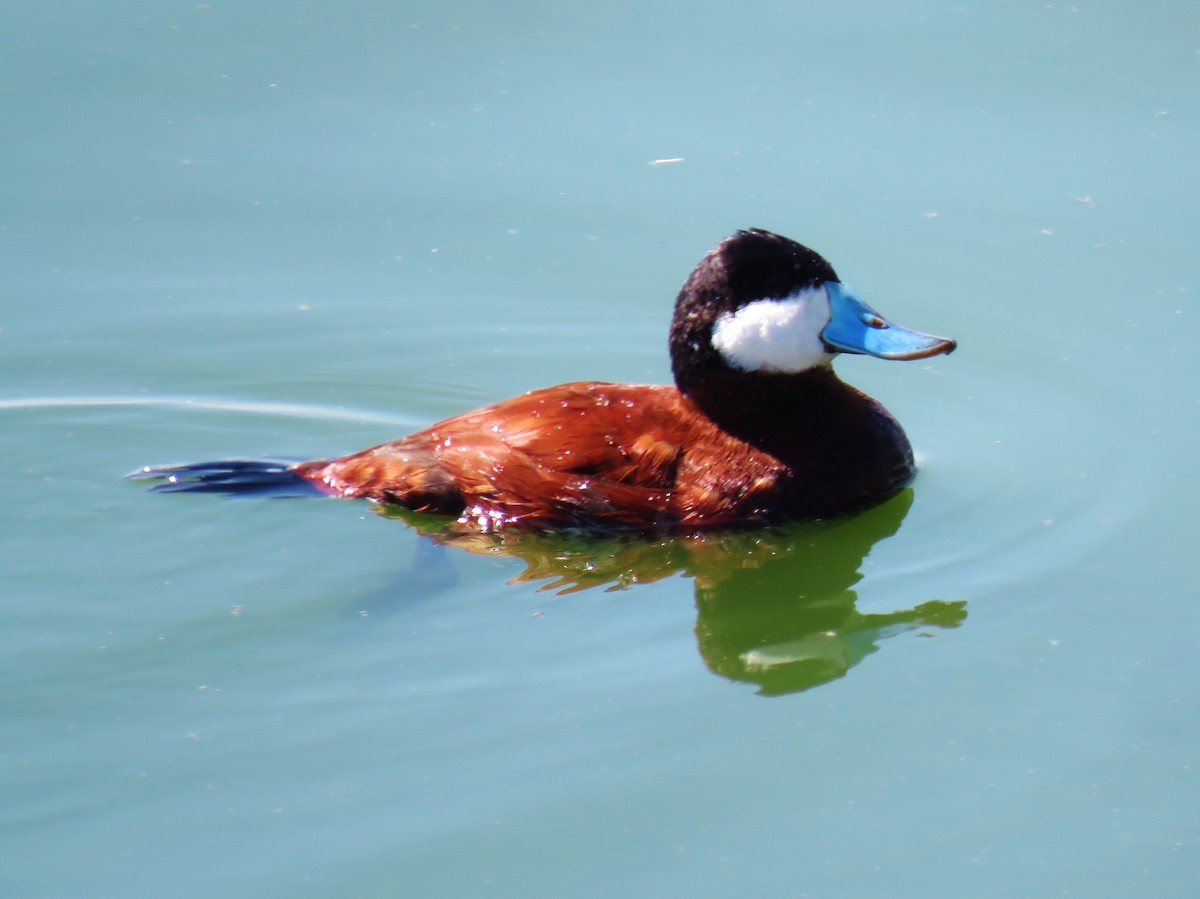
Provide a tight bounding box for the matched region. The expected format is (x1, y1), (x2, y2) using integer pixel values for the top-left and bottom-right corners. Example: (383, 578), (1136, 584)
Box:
(304, 382), (784, 530)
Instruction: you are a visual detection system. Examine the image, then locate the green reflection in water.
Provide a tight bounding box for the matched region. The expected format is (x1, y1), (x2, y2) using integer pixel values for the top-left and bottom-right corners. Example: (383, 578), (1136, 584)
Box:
(381, 490), (966, 696)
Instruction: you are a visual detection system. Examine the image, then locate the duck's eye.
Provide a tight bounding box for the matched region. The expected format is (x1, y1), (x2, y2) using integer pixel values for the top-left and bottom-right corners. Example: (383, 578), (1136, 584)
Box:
(861, 313), (887, 329)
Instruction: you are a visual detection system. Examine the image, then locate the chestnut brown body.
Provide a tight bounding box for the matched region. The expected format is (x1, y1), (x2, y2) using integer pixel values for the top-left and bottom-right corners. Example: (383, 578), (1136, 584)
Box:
(292, 370), (914, 531)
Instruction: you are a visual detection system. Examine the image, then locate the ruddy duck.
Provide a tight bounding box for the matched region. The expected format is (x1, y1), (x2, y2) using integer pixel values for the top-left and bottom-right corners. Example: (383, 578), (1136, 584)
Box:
(133, 229), (955, 531)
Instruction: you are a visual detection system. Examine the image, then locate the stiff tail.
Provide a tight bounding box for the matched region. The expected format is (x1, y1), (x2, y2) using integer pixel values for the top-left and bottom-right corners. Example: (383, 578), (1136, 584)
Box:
(127, 458), (329, 499)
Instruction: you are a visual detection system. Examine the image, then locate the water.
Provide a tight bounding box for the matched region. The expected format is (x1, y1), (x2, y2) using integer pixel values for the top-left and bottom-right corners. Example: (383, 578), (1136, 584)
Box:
(3, 1), (1199, 896)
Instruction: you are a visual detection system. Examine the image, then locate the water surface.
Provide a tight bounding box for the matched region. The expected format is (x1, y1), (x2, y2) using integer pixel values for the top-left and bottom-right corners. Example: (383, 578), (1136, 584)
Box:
(3, 1), (1198, 896)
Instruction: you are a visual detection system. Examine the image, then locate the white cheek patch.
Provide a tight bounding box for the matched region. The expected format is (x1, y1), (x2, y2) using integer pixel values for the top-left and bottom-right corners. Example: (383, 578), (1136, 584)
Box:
(711, 286), (834, 374)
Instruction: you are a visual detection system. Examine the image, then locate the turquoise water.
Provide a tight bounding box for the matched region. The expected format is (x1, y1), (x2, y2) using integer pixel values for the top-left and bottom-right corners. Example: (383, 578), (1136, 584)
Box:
(3, 1), (1199, 896)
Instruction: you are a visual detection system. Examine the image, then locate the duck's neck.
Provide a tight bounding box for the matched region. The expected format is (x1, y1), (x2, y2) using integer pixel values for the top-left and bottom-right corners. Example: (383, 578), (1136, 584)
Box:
(679, 365), (917, 512)
(678, 365), (850, 441)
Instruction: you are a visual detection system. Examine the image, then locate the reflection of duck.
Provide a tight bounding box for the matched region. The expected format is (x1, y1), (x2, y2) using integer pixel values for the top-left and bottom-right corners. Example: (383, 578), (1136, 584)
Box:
(384, 490), (966, 696)
(133, 230), (954, 531)
(689, 492), (966, 695)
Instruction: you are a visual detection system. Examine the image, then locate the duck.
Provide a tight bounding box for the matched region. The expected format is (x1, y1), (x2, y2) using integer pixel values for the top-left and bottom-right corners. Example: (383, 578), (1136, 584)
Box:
(133, 229), (956, 532)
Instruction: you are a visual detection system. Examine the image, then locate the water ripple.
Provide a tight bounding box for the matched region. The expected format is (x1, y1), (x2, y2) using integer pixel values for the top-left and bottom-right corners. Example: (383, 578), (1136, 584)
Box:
(0, 394), (419, 428)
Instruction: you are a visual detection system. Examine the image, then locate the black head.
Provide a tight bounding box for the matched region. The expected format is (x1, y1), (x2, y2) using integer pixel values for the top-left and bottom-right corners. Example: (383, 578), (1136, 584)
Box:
(669, 229), (839, 396)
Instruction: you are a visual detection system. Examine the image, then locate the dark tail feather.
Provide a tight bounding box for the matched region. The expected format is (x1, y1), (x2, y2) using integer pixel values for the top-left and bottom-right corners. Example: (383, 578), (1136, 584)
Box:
(127, 458), (329, 499)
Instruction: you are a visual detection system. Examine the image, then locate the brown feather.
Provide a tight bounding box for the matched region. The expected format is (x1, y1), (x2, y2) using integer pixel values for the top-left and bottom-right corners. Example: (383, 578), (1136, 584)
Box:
(296, 382), (792, 531)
